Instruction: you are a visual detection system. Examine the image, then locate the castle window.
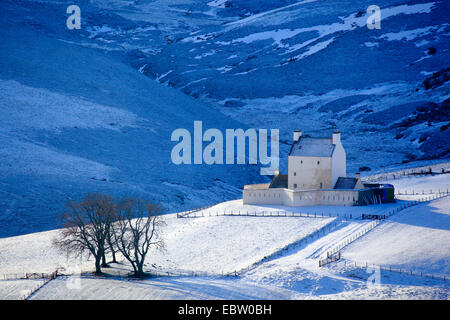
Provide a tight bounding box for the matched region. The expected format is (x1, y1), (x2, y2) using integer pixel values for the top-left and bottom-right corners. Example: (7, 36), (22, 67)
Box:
(294, 172), (296, 176)
(294, 184), (297, 188)
(300, 160), (303, 164)
(317, 160), (320, 165)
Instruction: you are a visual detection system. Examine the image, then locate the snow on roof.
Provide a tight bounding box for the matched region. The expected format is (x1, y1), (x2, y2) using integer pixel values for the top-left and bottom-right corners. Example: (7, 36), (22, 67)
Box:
(289, 137), (335, 157)
(244, 183), (270, 190)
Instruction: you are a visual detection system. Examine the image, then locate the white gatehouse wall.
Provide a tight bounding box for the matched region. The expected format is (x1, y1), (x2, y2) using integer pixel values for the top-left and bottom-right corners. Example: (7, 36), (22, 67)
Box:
(243, 188), (360, 206)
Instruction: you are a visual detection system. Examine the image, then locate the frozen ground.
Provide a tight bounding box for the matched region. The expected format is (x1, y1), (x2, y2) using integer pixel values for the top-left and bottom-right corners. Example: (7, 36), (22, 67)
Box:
(0, 211), (333, 275)
(1, 171), (449, 300)
(0, 279), (44, 300)
(1, 0), (449, 238)
(343, 197), (450, 276)
(379, 172), (450, 194)
(29, 276), (301, 300)
(29, 272), (447, 300)
(201, 198), (428, 219)
(147, 213), (334, 274)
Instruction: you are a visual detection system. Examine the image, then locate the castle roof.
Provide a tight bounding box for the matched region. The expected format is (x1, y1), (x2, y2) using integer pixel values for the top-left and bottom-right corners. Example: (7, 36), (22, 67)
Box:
(289, 136), (335, 157)
(269, 174), (288, 189)
(334, 177), (358, 189)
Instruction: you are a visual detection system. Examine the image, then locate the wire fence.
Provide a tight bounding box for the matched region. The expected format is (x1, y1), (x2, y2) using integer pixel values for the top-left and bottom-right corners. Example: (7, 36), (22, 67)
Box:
(0, 270), (62, 300)
(320, 192), (449, 267)
(79, 269), (238, 279)
(325, 220), (380, 260)
(175, 205), (215, 218)
(340, 260), (448, 282)
(395, 189), (449, 196)
(176, 190), (448, 221)
(0, 270), (59, 281)
(234, 219), (342, 275)
(317, 195), (437, 267)
(179, 209), (358, 220)
(362, 163), (449, 182)
(319, 252), (341, 267)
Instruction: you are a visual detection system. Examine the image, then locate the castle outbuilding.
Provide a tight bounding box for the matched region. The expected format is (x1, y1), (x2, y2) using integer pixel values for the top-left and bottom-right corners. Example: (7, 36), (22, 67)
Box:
(243, 130), (394, 206)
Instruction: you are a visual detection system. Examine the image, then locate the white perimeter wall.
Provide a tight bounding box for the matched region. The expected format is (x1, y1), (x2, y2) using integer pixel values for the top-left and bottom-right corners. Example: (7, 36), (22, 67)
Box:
(243, 188), (359, 206)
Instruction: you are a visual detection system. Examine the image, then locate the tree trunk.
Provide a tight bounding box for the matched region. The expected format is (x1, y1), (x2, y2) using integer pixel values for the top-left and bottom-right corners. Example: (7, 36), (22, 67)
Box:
(111, 250), (117, 264)
(136, 259), (146, 278)
(95, 256), (102, 275)
(101, 253), (108, 267)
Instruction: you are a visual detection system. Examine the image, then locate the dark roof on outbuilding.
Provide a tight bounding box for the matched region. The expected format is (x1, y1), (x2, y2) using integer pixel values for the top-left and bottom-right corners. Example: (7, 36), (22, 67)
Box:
(334, 177), (358, 189)
(269, 174), (288, 189)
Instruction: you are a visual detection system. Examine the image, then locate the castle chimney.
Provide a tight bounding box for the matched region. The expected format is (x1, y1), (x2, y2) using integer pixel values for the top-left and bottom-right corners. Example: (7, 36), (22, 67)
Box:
(293, 130), (302, 142)
(332, 129), (341, 145)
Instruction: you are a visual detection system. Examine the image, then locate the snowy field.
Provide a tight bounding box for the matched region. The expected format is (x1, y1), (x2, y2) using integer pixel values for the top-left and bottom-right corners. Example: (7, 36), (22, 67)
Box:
(147, 213), (334, 274)
(343, 197), (450, 277)
(29, 272), (447, 300)
(0, 211), (334, 275)
(1, 170), (449, 300)
(0, 279), (44, 300)
(29, 276), (300, 300)
(379, 173), (450, 195)
(201, 198), (429, 219)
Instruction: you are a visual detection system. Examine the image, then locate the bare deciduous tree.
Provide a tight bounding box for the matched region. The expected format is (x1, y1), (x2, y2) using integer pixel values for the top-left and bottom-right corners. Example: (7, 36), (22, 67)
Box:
(113, 198), (166, 278)
(53, 193), (116, 275)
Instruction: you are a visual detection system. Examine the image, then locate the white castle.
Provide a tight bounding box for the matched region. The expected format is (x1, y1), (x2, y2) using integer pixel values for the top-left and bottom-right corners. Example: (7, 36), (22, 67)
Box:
(243, 130), (393, 206)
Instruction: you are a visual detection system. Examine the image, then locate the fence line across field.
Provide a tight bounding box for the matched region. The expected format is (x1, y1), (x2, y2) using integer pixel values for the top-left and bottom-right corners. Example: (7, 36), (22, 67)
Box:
(1, 270), (59, 281)
(395, 189), (449, 195)
(319, 252), (341, 267)
(177, 192), (448, 220)
(320, 193), (449, 266)
(340, 260), (448, 282)
(362, 164), (449, 182)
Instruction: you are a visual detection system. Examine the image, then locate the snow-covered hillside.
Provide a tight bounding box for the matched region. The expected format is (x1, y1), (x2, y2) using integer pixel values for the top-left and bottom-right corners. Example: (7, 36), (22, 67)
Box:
(0, 2), (264, 238)
(108, 0), (450, 171)
(1, 0), (449, 238)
